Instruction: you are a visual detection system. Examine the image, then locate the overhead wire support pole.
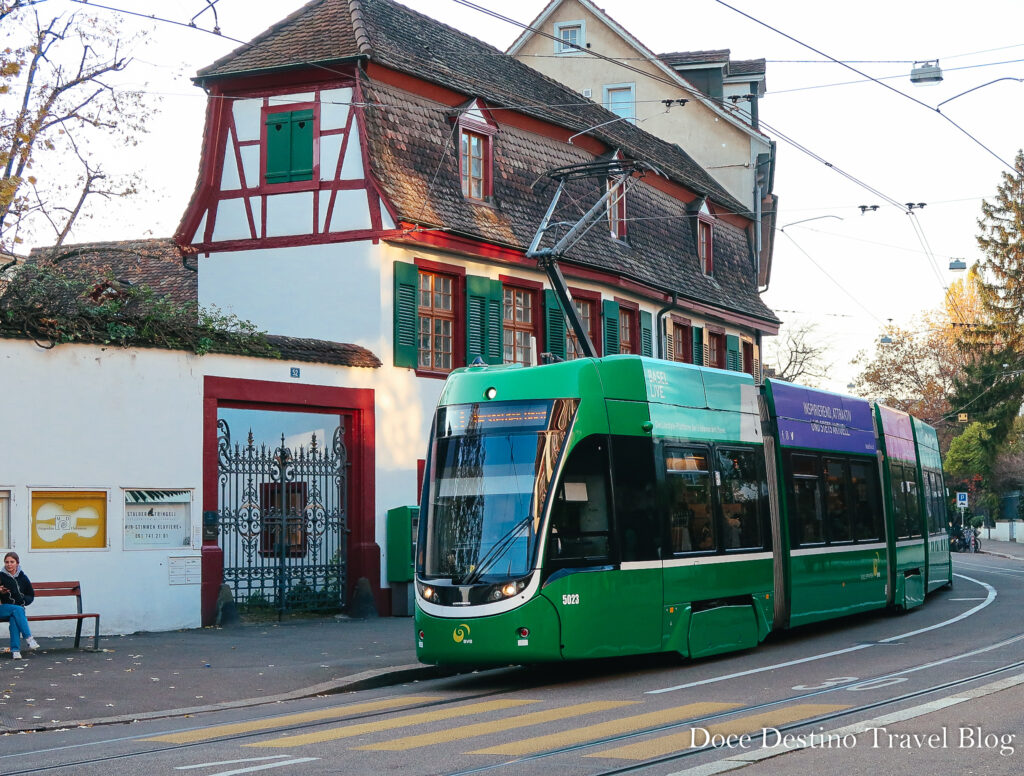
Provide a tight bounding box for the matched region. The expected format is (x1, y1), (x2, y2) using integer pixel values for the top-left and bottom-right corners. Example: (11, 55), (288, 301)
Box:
(525, 160), (653, 359)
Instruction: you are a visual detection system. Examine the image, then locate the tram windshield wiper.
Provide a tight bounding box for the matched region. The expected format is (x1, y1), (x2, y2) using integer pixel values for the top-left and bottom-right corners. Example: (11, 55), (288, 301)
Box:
(462, 514), (533, 586)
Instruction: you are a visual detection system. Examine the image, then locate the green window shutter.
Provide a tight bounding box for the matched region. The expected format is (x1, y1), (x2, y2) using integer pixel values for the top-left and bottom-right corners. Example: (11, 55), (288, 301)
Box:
(602, 300), (620, 355)
(640, 310), (653, 357)
(544, 289), (566, 360)
(692, 326), (704, 366)
(265, 109), (314, 184)
(265, 112), (292, 185)
(467, 277), (504, 366)
(486, 280), (502, 365)
(288, 109), (314, 181)
(726, 334), (740, 371)
(393, 261), (419, 368)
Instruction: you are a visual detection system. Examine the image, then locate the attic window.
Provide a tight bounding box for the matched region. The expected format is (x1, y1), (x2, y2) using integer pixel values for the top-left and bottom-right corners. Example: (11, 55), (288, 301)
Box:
(689, 197), (716, 276)
(699, 218), (713, 275)
(264, 108), (315, 184)
(454, 100), (497, 202)
(554, 20), (586, 55)
(607, 178), (627, 239)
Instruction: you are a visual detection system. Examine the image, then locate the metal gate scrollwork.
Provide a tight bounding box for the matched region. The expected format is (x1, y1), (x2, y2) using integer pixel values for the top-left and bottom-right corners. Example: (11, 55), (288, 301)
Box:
(217, 418), (348, 616)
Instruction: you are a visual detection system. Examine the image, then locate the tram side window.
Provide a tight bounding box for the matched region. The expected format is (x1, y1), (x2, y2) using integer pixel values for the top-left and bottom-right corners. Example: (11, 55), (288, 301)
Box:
(849, 461), (883, 541)
(548, 436), (611, 563)
(928, 471), (946, 534)
(889, 461), (910, 539)
(905, 467), (922, 538)
(825, 459), (853, 542)
(788, 453), (823, 546)
(612, 435), (661, 562)
(716, 447), (767, 550)
(664, 446), (715, 553)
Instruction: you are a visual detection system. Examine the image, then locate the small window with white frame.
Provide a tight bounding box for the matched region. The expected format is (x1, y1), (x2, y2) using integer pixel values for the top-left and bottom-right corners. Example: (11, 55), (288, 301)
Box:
(603, 83), (636, 121)
(0, 490), (9, 549)
(554, 20), (586, 55)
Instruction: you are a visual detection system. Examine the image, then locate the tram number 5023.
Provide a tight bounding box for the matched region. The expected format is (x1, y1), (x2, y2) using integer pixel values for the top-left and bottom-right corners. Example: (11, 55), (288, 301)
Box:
(562, 594), (580, 605)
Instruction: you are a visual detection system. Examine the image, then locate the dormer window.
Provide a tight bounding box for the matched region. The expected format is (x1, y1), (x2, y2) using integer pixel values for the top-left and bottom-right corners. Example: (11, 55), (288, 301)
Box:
(554, 20), (586, 55)
(699, 219), (713, 274)
(689, 197), (716, 275)
(608, 177), (627, 239)
(454, 98), (497, 202)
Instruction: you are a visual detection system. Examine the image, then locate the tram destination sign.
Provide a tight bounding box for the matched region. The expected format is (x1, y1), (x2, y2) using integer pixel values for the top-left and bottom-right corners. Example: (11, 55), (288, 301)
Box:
(770, 382), (877, 454)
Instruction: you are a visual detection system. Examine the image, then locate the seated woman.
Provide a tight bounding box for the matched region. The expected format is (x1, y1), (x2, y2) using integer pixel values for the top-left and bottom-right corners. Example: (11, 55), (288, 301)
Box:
(0, 552), (39, 660)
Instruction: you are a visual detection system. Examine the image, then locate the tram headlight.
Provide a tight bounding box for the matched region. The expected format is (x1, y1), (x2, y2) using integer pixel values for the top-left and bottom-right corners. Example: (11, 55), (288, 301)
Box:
(487, 576), (530, 601)
(417, 582), (440, 603)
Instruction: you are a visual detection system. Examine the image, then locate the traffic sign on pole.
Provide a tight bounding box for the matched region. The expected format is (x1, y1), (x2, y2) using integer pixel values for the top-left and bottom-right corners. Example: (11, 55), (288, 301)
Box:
(956, 491), (968, 509)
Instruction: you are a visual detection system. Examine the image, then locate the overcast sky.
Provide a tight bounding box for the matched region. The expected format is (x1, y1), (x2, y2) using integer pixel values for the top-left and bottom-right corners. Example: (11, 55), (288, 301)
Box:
(17, 1), (1024, 392)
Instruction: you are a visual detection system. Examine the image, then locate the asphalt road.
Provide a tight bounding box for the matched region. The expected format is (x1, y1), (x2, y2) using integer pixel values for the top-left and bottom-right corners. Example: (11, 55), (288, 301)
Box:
(2, 552), (1022, 776)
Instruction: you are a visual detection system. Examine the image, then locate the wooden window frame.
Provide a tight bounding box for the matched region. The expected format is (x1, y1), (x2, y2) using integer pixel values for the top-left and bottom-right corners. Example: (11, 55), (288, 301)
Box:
(742, 338), (755, 375)
(708, 331), (726, 369)
(670, 313), (692, 363)
(500, 276), (543, 366)
(607, 177), (627, 239)
(614, 297), (639, 355)
(565, 286), (602, 359)
(698, 216), (714, 275)
(414, 258), (466, 379)
(455, 111), (496, 203)
(260, 101), (319, 192)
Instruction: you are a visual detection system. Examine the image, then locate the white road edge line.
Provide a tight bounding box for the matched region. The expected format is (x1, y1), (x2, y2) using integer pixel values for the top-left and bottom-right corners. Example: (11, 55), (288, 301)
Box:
(182, 758), (320, 776)
(648, 573), (995, 694)
(176, 756), (294, 769)
(663, 672), (1024, 776)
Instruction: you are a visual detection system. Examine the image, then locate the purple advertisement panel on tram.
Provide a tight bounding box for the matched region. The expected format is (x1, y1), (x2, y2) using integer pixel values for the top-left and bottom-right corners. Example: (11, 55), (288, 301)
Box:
(879, 405), (916, 461)
(770, 381), (877, 454)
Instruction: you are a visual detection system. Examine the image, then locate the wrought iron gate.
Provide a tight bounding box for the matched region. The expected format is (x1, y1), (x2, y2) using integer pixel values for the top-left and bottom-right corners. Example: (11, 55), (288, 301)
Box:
(217, 418), (348, 616)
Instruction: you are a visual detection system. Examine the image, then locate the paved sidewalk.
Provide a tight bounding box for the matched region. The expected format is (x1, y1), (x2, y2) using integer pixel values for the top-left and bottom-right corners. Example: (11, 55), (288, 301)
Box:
(979, 535), (1024, 560)
(0, 615), (447, 734)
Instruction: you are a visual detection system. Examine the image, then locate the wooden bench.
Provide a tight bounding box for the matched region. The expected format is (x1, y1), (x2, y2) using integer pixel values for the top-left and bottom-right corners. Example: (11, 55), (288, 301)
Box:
(1, 581), (100, 651)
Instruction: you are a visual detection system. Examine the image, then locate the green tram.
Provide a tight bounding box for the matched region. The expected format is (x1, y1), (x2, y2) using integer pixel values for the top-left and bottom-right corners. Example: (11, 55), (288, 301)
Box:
(414, 355), (951, 665)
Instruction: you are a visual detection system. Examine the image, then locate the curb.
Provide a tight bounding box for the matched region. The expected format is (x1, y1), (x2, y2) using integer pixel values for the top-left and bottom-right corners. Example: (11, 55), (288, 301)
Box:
(2, 663), (459, 735)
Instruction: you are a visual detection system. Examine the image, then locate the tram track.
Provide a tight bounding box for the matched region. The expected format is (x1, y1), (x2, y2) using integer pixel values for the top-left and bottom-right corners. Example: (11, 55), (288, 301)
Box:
(444, 656), (1024, 776)
(3, 569), (1017, 775)
(5, 641), (1023, 776)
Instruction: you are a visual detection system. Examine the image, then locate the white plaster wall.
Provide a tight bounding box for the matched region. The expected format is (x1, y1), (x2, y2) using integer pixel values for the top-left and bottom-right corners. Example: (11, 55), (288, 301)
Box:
(0, 341), (205, 635)
(199, 241), (382, 346)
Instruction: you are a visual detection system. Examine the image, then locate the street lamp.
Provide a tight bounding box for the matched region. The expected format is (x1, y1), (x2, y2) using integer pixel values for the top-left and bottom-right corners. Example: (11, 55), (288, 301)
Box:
(910, 60), (943, 85)
(949, 258), (967, 271)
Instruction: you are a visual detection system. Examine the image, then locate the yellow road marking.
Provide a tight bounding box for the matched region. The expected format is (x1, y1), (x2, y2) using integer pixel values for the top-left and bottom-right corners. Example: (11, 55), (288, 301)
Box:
(588, 703), (849, 760)
(246, 699), (539, 748)
(355, 700), (638, 751)
(140, 696), (442, 743)
(469, 702), (739, 756)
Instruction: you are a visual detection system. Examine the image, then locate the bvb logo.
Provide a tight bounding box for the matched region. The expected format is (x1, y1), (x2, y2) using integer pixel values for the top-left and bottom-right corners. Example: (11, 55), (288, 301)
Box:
(453, 624), (471, 643)
(873, 552), (880, 578)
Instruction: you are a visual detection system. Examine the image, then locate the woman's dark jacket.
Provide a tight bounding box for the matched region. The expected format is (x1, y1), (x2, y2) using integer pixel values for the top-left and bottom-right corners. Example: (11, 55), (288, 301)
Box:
(0, 569), (33, 607)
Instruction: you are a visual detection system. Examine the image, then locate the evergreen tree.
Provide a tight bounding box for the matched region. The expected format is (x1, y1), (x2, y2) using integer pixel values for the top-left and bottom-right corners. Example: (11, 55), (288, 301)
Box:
(948, 149), (1024, 458)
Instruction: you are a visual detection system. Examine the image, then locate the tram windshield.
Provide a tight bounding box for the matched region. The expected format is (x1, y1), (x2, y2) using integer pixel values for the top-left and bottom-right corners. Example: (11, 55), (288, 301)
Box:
(422, 398), (577, 584)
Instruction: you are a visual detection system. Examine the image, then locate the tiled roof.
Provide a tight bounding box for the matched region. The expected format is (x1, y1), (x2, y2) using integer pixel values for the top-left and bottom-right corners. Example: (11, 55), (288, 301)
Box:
(362, 78), (775, 323)
(195, 0), (775, 325)
(27, 238), (197, 306)
(264, 335), (382, 368)
(196, 0), (745, 216)
(728, 59), (767, 78)
(658, 49), (731, 67)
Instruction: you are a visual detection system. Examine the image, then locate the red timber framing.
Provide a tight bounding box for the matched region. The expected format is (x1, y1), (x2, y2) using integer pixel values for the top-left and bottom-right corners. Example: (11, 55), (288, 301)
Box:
(176, 74), (401, 254)
(201, 377), (383, 621)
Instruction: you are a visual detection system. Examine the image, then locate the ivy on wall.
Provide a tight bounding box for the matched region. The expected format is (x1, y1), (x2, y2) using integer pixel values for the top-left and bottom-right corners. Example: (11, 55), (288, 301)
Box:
(0, 264), (279, 357)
